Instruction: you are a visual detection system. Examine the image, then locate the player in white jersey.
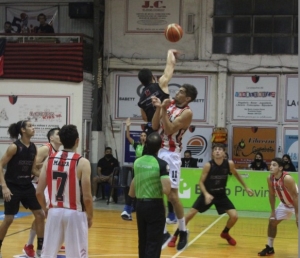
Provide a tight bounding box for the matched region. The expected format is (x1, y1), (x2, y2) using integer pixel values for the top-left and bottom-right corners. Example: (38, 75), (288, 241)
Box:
(36, 125), (93, 258)
(258, 157), (298, 256)
(152, 84), (198, 251)
(23, 127), (62, 258)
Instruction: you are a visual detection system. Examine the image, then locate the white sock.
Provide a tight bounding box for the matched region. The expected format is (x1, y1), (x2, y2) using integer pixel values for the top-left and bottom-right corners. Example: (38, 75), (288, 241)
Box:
(163, 224), (168, 234)
(178, 217), (186, 231)
(27, 229), (36, 245)
(267, 237), (274, 247)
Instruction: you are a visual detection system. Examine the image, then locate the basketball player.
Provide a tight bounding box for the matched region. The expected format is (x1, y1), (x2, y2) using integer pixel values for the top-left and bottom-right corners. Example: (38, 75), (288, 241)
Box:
(0, 120), (45, 258)
(258, 157), (298, 256)
(137, 49), (177, 135)
(36, 124), (93, 258)
(167, 144), (253, 248)
(23, 127), (62, 257)
(151, 84), (198, 251)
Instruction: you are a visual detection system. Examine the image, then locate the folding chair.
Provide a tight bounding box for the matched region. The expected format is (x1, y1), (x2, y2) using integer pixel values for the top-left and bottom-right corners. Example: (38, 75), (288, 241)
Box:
(107, 166), (133, 205)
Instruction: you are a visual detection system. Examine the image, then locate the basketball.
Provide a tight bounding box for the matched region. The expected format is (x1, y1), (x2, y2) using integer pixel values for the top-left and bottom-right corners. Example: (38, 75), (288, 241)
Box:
(164, 23), (183, 43)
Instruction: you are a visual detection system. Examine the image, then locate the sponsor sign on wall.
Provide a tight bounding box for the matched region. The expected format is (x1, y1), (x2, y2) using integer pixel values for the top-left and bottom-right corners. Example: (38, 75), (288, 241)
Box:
(232, 126), (277, 169)
(232, 75), (278, 121)
(115, 74), (208, 121)
(126, 0), (182, 33)
(179, 169), (297, 211)
(285, 75), (298, 122)
(122, 123), (213, 167)
(283, 127), (298, 170)
(0, 95), (70, 143)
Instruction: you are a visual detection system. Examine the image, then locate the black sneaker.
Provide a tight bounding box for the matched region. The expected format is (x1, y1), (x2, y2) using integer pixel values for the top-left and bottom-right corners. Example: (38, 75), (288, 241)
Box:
(177, 230), (189, 251)
(258, 245), (275, 256)
(161, 232), (172, 249)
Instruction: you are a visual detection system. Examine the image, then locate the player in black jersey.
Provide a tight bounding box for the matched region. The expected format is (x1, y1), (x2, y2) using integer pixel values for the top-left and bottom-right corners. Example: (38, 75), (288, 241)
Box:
(0, 120), (45, 258)
(168, 143), (253, 248)
(137, 49), (177, 135)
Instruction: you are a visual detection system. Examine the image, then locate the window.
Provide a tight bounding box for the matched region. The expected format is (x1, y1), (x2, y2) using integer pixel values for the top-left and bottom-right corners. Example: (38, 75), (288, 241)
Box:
(213, 0), (298, 54)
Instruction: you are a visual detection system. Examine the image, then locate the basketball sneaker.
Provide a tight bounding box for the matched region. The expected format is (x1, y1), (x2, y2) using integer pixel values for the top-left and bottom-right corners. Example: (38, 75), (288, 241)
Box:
(161, 232), (172, 249)
(177, 230), (189, 251)
(36, 249), (42, 258)
(220, 232), (236, 246)
(166, 212), (177, 224)
(168, 228), (179, 247)
(168, 235), (178, 247)
(23, 244), (35, 258)
(258, 245), (275, 256)
(121, 210), (132, 221)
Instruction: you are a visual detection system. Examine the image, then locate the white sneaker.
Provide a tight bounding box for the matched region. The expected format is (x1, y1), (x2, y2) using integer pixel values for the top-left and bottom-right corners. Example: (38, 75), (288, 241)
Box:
(36, 250), (42, 258)
(166, 217), (178, 224)
(121, 210), (132, 221)
(109, 196), (114, 203)
(92, 196), (97, 202)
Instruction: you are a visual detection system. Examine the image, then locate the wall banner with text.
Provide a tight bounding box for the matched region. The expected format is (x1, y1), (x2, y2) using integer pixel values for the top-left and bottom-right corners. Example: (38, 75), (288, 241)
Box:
(283, 127), (298, 170)
(115, 74), (208, 121)
(0, 95), (70, 143)
(232, 126), (277, 169)
(285, 75), (298, 122)
(122, 123), (213, 167)
(126, 0), (182, 33)
(232, 75), (278, 121)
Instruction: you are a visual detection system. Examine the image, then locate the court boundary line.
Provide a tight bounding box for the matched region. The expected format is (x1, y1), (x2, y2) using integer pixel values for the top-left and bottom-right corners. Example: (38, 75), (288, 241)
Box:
(172, 213), (226, 258)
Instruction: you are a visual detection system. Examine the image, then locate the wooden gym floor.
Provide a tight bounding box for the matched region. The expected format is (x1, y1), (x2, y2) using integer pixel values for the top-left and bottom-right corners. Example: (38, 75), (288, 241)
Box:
(0, 200), (298, 258)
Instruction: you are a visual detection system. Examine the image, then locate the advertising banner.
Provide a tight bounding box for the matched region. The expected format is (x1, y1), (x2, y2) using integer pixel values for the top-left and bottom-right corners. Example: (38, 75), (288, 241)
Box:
(122, 123), (213, 167)
(232, 126), (277, 169)
(0, 95), (70, 143)
(115, 74), (208, 121)
(285, 75), (298, 122)
(126, 0), (182, 33)
(283, 127), (298, 170)
(179, 169), (298, 211)
(232, 75), (278, 121)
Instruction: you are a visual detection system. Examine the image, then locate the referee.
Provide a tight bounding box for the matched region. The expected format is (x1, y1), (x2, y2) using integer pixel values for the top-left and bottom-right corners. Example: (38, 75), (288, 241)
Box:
(128, 132), (171, 258)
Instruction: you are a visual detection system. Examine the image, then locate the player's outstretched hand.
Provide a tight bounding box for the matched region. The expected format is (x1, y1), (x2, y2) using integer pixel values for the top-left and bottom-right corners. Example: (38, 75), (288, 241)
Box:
(161, 98), (172, 109)
(126, 117), (131, 127)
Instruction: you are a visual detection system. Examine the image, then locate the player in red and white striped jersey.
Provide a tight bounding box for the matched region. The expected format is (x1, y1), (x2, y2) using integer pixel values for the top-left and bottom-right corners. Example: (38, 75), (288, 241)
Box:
(151, 84), (198, 251)
(258, 157), (298, 256)
(23, 127), (62, 258)
(36, 124), (93, 258)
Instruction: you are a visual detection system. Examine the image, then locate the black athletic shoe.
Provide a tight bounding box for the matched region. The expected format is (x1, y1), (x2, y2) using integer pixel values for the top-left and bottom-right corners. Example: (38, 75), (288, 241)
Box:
(258, 245), (275, 256)
(161, 232), (172, 249)
(177, 230), (189, 251)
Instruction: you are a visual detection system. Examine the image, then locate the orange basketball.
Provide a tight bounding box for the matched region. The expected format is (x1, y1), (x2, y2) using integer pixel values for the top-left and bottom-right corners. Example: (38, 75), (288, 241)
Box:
(164, 23), (183, 43)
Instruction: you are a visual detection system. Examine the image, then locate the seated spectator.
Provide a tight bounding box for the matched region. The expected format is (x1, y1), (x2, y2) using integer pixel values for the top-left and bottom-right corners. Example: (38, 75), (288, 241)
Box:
(0, 21), (15, 33)
(92, 147), (119, 202)
(34, 13), (54, 33)
(282, 154), (296, 172)
(181, 150), (198, 168)
(249, 152), (268, 171)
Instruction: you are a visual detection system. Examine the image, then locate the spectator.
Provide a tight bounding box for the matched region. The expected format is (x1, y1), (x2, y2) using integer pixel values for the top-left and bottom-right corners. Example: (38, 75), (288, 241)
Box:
(181, 150), (198, 168)
(249, 152), (268, 171)
(282, 154), (296, 172)
(92, 147), (119, 202)
(0, 22), (15, 33)
(34, 13), (54, 33)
